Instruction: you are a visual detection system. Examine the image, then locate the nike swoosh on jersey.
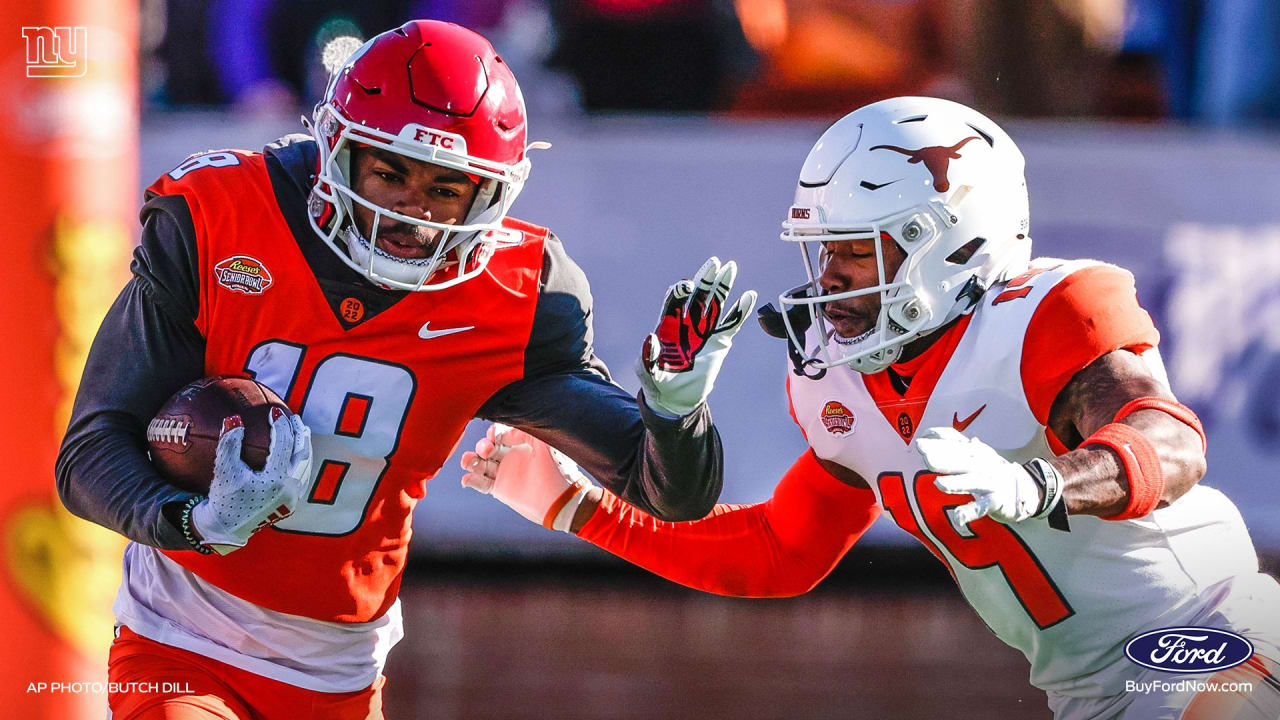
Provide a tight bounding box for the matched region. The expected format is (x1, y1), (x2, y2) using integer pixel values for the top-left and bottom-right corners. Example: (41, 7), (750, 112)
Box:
(952, 404), (987, 432)
(418, 322), (475, 340)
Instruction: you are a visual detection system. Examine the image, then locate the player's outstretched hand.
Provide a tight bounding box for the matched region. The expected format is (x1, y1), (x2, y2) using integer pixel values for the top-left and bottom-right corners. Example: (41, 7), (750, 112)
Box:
(460, 424), (596, 532)
(916, 427), (1056, 528)
(192, 412), (312, 554)
(636, 256), (757, 417)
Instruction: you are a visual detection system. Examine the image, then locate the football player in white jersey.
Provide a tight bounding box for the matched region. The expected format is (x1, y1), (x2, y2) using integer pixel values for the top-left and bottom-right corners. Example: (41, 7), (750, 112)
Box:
(460, 97), (1280, 720)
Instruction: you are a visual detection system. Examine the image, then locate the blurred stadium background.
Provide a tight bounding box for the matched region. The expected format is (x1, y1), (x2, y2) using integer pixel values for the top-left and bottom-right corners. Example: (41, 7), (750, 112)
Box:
(4, 0), (1279, 717)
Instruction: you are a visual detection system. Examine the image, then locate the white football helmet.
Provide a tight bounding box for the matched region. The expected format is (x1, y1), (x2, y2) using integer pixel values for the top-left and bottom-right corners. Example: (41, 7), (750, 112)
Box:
(778, 96), (1032, 374)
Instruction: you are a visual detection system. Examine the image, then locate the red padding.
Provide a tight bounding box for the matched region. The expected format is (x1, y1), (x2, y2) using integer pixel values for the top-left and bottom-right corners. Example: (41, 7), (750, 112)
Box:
(1113, 397), (1207, 453)
(1086, 422), (1164, 520)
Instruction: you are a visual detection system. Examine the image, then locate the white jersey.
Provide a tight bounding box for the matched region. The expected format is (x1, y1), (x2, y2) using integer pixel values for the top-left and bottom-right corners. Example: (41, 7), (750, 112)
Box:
(787, 258), (1280, 700)
(114, 542), (403, 693)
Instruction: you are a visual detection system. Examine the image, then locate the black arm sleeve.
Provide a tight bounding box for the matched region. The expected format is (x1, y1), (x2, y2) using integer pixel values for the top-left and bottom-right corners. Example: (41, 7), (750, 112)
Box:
(477, 234), (723, 520)
(54, 196), (208, 549)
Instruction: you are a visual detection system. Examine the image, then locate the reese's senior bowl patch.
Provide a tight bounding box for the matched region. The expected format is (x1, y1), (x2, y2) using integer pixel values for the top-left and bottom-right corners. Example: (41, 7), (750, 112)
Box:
(214, 255), (273, 294)
(821, 400), (856, 435)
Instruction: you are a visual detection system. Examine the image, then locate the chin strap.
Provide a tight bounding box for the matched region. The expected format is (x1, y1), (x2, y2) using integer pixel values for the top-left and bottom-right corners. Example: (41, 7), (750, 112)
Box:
(758, 301), (826, 379)
(954, 275), (985, 312)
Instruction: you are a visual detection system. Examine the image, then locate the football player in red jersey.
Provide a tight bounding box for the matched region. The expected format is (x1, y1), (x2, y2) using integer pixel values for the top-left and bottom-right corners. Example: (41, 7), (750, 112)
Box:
(467, 97), (1280, 720)
(55, 20), (753, 720)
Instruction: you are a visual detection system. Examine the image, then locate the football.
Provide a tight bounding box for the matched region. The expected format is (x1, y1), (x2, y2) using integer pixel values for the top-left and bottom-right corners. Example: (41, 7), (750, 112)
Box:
(146, 375), (292, 494)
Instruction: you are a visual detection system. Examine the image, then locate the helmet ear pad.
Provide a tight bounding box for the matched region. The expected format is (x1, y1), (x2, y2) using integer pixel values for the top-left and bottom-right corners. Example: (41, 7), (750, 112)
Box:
(332, 144), (365, 237)
(469, 176), (502, 223)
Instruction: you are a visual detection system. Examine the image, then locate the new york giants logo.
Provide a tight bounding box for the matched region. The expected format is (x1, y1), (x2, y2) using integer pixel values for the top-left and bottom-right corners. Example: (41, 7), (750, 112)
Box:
(22, 26), (88, 78)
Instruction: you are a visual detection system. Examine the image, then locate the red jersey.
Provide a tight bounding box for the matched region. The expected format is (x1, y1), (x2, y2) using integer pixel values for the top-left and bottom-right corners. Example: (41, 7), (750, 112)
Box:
(58, 136), (722, 634)
(54, 136), (722, 690)
(149, 148), (545, 621)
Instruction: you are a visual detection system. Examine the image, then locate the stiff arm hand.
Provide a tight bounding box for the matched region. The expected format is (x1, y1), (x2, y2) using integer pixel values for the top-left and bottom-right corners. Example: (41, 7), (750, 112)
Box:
(460, 424), (596, 532)
(637, 257), (756, 417)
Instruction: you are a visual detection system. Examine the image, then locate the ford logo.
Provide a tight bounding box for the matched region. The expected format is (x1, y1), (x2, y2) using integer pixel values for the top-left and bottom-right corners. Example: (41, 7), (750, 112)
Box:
(1124, 627), (1254, 674)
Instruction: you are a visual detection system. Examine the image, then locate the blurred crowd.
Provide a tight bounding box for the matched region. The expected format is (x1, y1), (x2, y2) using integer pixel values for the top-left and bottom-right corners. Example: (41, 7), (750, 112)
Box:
(141, 0), (1280, 126)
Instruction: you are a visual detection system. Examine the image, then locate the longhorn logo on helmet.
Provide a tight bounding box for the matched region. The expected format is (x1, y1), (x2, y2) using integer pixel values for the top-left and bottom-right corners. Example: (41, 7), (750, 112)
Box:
(869, 136), (983, 192)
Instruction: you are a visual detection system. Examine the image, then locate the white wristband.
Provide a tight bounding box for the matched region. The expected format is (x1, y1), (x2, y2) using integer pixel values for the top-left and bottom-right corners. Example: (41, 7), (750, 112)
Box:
(1024, 457), (1065, 519)
(550, 484), (592, 533)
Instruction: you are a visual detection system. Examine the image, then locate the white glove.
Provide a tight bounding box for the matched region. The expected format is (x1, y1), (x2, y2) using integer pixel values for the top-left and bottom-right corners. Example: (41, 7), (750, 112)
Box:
(192, 411), (313, 554)
(915, 427), (1049, 529)
(459, 424), (595, 532)
(636, 256), (757, 417)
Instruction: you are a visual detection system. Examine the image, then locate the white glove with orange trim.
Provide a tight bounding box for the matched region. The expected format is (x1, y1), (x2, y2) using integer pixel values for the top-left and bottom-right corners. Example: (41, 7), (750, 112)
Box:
(459, 424), (596, 532)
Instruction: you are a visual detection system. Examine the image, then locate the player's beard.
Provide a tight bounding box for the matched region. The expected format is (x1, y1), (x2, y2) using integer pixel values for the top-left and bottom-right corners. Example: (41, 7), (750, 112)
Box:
(821, 299), (878, 340)
(374, 220), (441, 260)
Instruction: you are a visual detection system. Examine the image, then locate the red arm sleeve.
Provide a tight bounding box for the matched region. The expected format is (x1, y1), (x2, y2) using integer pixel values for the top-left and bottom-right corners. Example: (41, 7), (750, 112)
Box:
(1021, 265), (1160, 426)
(576, 450), (881, 597)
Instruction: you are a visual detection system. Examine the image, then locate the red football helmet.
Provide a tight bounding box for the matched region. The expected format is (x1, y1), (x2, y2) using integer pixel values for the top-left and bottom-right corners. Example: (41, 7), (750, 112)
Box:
(306, 20), (546, 291)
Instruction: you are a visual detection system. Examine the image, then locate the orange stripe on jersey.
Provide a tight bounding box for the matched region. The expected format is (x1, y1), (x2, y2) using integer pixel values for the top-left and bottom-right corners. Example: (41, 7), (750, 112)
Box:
(1020, 265), (1159, 426)
(911, 471), (1073, 628)
(861, 313), (973, 443)
(874, 472), (952, 574)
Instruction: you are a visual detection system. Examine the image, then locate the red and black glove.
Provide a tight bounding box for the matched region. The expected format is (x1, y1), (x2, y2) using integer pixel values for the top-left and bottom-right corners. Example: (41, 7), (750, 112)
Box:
(637, 257), (757, 416)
